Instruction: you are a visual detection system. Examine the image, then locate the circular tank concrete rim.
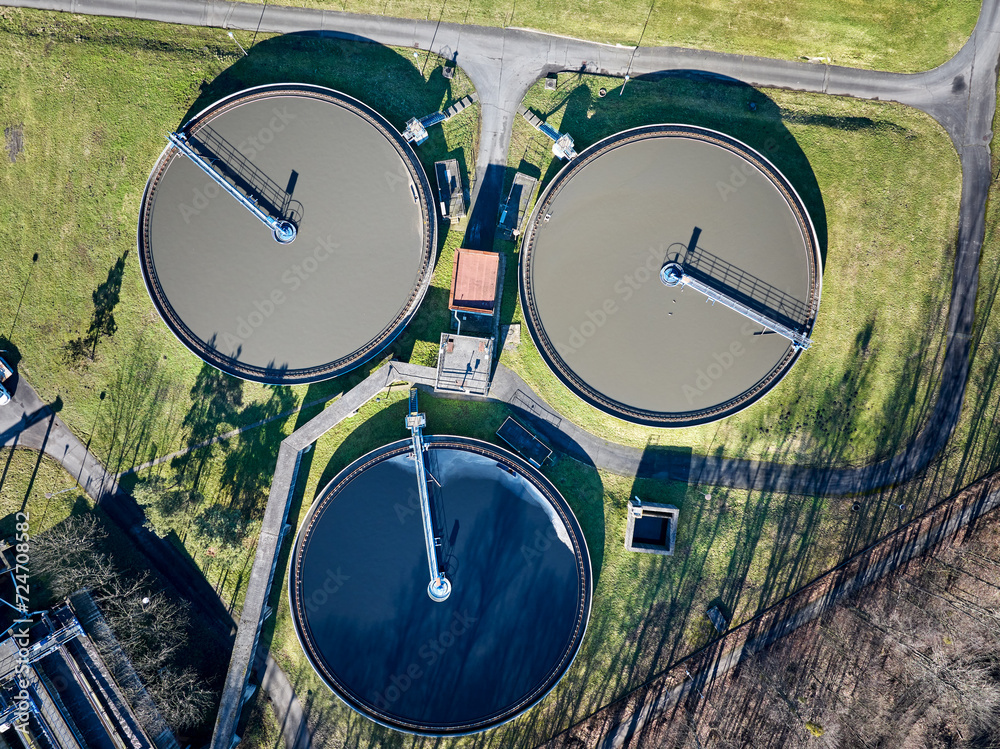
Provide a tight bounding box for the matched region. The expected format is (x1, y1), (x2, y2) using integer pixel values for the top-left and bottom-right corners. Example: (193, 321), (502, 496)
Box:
(287, 434), (593, 736)
(137, 82), (437, 385)
(518, 122), (823, 427)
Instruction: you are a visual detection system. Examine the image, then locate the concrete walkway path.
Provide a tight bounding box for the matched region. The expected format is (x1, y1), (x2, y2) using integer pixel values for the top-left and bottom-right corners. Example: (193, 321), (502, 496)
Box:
(0, 375), (119, 499)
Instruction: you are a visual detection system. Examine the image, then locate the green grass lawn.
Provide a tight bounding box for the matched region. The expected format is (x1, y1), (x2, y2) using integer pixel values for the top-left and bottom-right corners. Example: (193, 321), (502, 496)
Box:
(286, 0), (978, 73)
(499, 73), (960, 467)
(250, 389), (941, 749)
(0, 8), (477, 493)
(0, 447), (89, 536)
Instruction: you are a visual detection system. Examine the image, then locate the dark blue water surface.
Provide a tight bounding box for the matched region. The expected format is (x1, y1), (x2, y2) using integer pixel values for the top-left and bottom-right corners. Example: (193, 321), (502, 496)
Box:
(291, 440), (590, 734)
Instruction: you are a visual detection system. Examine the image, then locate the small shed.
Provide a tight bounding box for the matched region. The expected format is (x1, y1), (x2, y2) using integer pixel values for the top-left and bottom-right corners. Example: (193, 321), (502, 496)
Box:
(449, 248), (500, 315)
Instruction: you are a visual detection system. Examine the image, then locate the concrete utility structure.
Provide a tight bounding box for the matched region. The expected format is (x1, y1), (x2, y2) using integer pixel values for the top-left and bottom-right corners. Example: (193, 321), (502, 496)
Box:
(289, 431), (591, 735)
(498, 172), (537, 239)
(520, 125), (822, 426)
(496, 416), (552, 467)
(0, 594), (177, 749)
(139, 83), (436, 384)
(625, 498), (679, 556)
(518, 105), (577, 160)
(439, 248), (502, 394)
(434, 159), (466, 221)
(435, 333), (493, 395)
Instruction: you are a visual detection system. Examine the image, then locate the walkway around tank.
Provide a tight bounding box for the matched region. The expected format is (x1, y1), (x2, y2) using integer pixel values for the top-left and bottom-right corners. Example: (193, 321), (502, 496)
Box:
(8, 0), (998, 498)
(209, 361), (433, 749)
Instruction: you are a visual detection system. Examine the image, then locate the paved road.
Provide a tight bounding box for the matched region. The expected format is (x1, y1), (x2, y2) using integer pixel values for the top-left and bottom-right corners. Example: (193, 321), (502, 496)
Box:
(0, 374), (119, 499)
(10, 0), (998, 497)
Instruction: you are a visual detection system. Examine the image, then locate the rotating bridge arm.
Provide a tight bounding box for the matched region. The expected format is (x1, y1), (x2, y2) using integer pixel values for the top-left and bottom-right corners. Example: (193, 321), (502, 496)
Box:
(167, 131), (297, 244)
(660, 262), (812, 350)
(405, 387), (452, 602)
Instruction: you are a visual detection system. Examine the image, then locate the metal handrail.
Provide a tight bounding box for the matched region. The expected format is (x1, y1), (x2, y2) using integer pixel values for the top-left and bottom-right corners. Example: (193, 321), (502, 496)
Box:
(406, 388), (451, 601)
(167, 131), (296, 244)
(660, 262), (812, 350)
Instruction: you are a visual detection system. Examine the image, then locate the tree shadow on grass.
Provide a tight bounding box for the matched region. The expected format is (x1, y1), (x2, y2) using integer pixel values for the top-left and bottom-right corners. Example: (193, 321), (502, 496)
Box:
(219, 385), (297, 519)
(98, 332), (170, 477)
(517, 72), (828, 267)
(64, 251), (128, 363)
(170, 362), (244, 491)
(943, 210), (1000, 491)
(523, 298), (949, 742)
(180, 33), (470, 174)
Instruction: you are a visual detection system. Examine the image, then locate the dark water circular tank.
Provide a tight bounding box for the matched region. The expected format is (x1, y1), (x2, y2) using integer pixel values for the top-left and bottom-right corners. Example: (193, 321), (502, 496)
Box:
(289, 436), (592, 735)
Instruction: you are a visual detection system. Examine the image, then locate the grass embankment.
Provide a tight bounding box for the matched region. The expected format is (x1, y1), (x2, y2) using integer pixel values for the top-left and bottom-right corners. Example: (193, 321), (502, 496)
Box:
(500, 73), (960, 467)
(0, 8), (478, 606)
(0, 448), (87, 535)
(289, 0), (978, 73)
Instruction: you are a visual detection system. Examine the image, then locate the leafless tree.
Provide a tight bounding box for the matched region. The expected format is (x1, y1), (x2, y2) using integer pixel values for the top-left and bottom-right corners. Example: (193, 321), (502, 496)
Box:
(32, 515), (116, 598)
(32, 515), (216, 734)
(146, 666), (214, 732)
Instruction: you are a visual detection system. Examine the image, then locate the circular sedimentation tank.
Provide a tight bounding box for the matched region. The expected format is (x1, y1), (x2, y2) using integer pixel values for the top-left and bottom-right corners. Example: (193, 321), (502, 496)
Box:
(520, 125), (822, 426)
(289, 436), (592, 735)
(139, 83), (436, 384)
